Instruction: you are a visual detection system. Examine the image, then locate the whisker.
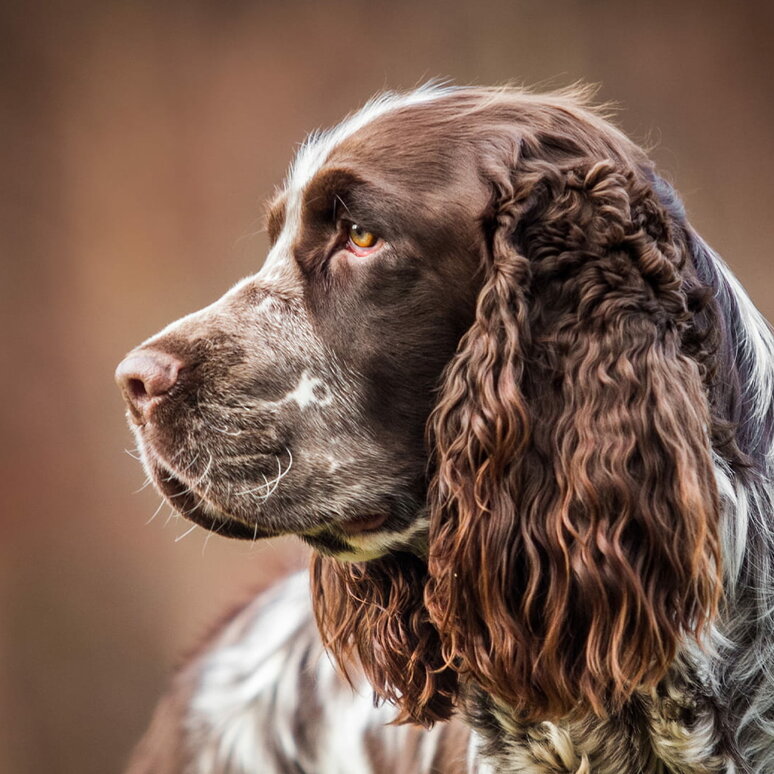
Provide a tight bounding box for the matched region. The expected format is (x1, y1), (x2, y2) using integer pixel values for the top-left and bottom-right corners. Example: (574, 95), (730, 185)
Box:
(146, 497), (169, 525)
(202, 528), (216, 556)
(202, 516), (228, 555)
(224, 452), (278, 464)
(133, 477), (154, 494)
(163, 508), (179, 528)
(176, 451), (201, 475)
(335, 193), (352, 218)
(209, 424), (244, 437)
(237, 448), (293, 499)
(261, 456), (286, 500)
(238, 472), (273, 496)
(192, 453), (214, 488)
(266, 448), (293, 499)
(174, 523), (198, 543)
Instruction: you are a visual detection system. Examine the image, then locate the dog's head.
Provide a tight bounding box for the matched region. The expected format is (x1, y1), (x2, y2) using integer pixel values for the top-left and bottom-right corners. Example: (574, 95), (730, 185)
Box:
(118, 86), (731, 723)
(117, 86), (489, 558)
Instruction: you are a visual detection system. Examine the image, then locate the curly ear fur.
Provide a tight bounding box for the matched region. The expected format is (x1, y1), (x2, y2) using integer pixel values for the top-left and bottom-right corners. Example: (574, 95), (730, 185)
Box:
(310, 552), (458, 726)
(308, 93), (725, 728)
(426, 155), (723, 721)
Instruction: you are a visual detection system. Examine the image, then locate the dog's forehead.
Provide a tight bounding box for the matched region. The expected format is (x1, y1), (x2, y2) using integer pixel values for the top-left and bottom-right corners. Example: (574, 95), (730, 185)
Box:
(288, 86), (458, 193)
(257, 88), (461, 282)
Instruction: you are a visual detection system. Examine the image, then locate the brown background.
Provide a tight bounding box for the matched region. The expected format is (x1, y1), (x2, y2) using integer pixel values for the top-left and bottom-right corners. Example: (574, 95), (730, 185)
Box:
(1, 1), (772, 771)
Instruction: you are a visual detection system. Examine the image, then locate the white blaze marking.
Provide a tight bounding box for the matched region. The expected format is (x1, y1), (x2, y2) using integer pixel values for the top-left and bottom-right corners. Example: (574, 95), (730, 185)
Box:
(284, 370), (330, 409)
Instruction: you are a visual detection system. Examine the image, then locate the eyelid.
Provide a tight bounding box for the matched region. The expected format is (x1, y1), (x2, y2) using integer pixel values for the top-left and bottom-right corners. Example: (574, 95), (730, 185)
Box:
(332, 215), (377, 241)
(321, 218), (383, 269)
(336, 216), (373, 232)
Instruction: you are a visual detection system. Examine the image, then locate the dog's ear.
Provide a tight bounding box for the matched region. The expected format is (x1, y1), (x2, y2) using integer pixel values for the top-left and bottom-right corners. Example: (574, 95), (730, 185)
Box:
(426, 155), (723, 721)
(310, 552), (459, 726)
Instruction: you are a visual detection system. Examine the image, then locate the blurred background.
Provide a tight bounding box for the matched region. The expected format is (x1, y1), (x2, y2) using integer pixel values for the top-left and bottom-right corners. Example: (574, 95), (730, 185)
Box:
(1, 1), (772, 771)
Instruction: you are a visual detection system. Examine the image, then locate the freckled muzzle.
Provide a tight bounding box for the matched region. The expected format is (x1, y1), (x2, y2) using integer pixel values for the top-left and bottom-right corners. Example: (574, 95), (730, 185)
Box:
(150, 458), (276, 540)
(116, 280), (427, 557)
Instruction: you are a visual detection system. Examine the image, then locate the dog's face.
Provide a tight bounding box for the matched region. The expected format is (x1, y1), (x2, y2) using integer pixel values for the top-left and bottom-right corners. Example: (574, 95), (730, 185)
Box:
(119, 87), (732, 722)
(116, 90), (486, 560)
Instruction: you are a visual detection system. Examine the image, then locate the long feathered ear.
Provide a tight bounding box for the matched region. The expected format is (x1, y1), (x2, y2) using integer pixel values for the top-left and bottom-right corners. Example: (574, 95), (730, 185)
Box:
(426, 156), (723, 721)
(310, 552), (459, 726)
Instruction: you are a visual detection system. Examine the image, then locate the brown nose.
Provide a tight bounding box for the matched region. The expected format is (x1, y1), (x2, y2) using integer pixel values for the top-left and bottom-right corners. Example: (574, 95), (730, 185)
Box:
(115, 349), (183, 425)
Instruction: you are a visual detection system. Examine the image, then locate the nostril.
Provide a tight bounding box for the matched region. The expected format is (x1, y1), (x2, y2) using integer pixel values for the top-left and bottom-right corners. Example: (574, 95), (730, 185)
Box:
(126, 377), (149, 403)
(115, 349), (184, 423)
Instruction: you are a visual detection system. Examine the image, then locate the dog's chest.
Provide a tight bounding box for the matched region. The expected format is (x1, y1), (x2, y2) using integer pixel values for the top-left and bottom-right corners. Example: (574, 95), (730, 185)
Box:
(464, 677), (733, 774)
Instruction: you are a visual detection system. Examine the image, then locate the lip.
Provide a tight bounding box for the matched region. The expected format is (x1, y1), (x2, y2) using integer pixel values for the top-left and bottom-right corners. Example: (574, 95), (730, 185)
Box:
(151, 461), (275, 541)
(337, 512), (389, 535)
(144, 446), (392, 542)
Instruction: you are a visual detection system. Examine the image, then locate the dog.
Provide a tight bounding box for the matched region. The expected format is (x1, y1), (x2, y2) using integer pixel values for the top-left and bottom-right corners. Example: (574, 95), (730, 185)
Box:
(118, 85), (774, 772)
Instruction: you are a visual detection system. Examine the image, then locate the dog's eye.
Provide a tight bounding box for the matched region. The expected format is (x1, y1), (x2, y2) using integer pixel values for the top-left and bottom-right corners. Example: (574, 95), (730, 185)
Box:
(348, 223), (378, 251)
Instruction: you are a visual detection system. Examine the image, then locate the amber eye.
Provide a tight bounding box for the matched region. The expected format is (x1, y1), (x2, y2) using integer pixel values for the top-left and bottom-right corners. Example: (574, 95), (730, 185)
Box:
(348, 223), (378, 249)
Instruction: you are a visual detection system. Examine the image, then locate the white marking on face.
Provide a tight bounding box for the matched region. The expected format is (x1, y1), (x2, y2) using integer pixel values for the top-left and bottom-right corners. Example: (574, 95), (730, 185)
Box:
(283, 370), (331, 409)
(290, 84), (456, 190)
(468, 732), (490, 773)
(257, 218), (297, 282)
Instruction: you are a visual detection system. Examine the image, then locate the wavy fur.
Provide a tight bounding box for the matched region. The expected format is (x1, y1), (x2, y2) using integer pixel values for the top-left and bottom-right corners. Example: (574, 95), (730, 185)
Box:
(427, 155), (725, 721)
(122, 85), (774, 771)
(306, 87), (773, 769)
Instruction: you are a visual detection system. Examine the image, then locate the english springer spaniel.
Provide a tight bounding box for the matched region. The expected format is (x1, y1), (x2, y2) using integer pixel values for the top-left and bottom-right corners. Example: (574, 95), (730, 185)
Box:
(117, 85), (774, 773)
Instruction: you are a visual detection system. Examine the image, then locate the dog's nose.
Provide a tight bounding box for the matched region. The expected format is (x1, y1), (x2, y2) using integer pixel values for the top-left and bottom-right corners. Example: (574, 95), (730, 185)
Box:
(115, 349), (183, 425)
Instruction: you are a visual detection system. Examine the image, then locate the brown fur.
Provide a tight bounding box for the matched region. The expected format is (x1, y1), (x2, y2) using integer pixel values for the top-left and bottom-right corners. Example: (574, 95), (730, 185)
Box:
(311, 87), (726, 727)
(118, 86), (742, 769)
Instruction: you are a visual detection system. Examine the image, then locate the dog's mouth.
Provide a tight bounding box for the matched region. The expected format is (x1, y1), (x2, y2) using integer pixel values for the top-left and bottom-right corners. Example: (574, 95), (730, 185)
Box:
(146, 452), (394, 544)
(150, 460), (275, 541)
(337, 513), (389, 535)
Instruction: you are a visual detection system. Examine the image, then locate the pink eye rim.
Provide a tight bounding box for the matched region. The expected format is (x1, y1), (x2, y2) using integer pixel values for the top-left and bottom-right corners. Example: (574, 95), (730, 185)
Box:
(346, 238), (382, 256)
(344, 222), (382, 256)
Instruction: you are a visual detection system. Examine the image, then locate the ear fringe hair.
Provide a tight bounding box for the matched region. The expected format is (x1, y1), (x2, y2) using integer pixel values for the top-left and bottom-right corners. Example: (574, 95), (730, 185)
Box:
(310, 553), (458, 726)
(426, 157), (723, 721)
(308, 92), (728, 728)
